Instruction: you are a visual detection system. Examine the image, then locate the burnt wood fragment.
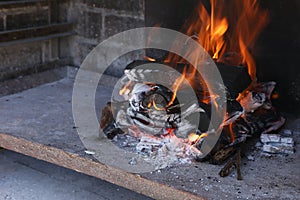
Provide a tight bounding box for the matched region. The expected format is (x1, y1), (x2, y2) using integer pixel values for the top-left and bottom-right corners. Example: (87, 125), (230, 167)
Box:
(100, 102), (114, 129)
(215, 62), (251, 99)
(100, 102), (124, 139)
(100, 59), (284, 180)
(211, 146), (235, 165)
(219, 148), (242, 180)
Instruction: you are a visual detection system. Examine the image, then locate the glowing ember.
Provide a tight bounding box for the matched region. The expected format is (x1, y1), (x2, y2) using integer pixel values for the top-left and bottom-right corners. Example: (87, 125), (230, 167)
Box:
(144, 55), (156, 62)
(188, 133), (208, 145)
(132, 130), (204, 169)
(101, 0), (287, 176)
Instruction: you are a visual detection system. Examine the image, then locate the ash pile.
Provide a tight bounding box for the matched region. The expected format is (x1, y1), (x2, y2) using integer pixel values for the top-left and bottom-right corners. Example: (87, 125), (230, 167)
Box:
(100, 60), (294, 179)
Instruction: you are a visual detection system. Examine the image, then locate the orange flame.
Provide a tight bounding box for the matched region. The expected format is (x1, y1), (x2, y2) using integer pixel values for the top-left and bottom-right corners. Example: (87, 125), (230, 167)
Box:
(119, 81), (132, 95)
(167, 67), (187, 107)
(167, 0), (268, 81)
(188, 132), (208, 144)
(196, 0), (229, 60)
(272, 92), (279, 100)
(148, 99), (166, 111)
(235, 0), (269, 80)
(144, 55), (156, 62)
(228, 122), (235, 143)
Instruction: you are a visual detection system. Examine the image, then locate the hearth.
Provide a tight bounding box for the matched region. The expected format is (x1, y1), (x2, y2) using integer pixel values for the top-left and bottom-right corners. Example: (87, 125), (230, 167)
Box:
(145, 0), (300, 113)
(0, 0), (299, 199)
(99, 0), (298, 180)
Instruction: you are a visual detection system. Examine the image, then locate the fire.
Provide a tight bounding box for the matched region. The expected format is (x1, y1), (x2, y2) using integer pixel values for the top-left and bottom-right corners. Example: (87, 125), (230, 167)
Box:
(167, 0), (268, 81)
(228, 122), (235, 143)
(272, 92), (279, 100)
(211, 18), (228, 59)
(122, 0), (269, 143)
(119, 81), (132, 95)
(188, 132), (208, 145)
(148, 99), (165, 111)
(165, 127), (176, 137)
(193, 0), (229, 60)
(167, 67), (187, 107)
(144, 55), (156, 62)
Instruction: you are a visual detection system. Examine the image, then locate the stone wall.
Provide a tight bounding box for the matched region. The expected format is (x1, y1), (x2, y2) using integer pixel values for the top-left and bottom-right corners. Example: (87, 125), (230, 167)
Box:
(70, 0), (145, 77)
(0, 0), (71, 81)
(0, 0), (145, 81)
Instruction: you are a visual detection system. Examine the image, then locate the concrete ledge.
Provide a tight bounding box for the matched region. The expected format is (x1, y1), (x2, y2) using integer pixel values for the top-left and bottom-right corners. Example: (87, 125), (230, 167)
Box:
(0, 133), (201, 200)
(0, 78), (298, 200)
(0, 78), (202, 200)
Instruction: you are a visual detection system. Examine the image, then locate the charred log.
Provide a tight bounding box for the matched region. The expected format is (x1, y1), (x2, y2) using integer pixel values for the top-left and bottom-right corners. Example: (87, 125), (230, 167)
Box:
(125, 60), (251, 100)
(199, 108), (285, 161)
(100, 102), (124, 139)
(219, 148), (242, 180)
(99, 58), (285, 179)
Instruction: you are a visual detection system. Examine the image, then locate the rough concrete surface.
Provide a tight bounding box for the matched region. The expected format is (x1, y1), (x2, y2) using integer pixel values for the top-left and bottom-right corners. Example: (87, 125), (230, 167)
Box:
(0, 77), (200, 200)
(0, 150), (152, 200)
(0, 76), (299, 199)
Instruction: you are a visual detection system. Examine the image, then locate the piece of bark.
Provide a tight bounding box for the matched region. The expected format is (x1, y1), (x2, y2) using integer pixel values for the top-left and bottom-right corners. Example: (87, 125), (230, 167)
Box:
(100, 102), (124, 139)
(100, 102), (113, 129)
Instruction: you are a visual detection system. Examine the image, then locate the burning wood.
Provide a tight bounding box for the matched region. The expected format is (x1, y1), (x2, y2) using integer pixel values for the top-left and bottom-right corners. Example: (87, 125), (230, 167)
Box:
(99, 0), (290, 180)
(100, 63), (285, 178)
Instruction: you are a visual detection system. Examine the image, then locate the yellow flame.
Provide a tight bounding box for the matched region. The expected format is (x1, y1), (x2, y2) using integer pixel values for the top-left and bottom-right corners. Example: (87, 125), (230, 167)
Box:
(167, 67), (187, 107)
(144, 56), (156, 62)
(165, 0), (268, 82)
(188, 132), (208, 144)
(119, 81), (132, 95)
(152, 100), (165, 111)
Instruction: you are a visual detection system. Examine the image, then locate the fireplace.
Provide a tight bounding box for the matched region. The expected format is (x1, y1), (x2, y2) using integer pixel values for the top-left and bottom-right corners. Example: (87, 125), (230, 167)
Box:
(145, 0), (300, 114)
(0, 0), (299, 199)
(99, 0), (299, 180)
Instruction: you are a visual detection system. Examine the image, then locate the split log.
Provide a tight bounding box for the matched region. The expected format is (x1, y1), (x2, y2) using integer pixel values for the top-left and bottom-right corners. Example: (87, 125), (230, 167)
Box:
(125, 60), (251, 99)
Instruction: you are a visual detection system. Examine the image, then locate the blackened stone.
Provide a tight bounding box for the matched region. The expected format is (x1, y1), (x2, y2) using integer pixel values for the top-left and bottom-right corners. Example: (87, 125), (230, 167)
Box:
(73, 42), (97, 66)
(105, 15), (144, 38)
(0, 43), (42, 72)
(0, 17), (3, 31)
(84, 0), (143, 13)
(77, 11), (102, 39)
(6, 10), (48, 30)
(58, 2), (69, 23)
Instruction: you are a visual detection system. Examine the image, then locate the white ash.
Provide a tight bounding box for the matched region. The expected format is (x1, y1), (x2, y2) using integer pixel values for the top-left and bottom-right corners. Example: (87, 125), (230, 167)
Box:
(111, 134), (139, 153)
(255, 141), (263, 148)
(260, 132), (295, 155)
(260, 133), (294, 145)
(281, 129), (293, 136)
(136, 134), (203, 170)
(260, 134), (280, 143)
(128, 157), (137, 165)
(84, 150), (95, 155)
(111, 128), (204, 169)
(262, 144), (294, 155)
(247, 155), (255, 161)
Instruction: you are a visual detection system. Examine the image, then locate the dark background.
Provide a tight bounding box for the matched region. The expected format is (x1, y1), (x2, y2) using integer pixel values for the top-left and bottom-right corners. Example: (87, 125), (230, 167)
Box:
(145, 0), (300, 114)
